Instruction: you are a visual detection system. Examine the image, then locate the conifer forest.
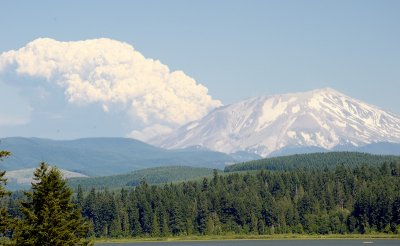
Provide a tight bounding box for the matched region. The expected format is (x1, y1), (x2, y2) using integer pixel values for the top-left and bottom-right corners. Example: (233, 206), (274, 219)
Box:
(1, 152), (400, 243)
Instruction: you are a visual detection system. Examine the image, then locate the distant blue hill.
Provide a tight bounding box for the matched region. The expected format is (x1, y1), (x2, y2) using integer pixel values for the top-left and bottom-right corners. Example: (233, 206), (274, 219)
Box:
(2, 137), (397, 177)
(0, 137), (255, 176)
(338, 142), (400, 155)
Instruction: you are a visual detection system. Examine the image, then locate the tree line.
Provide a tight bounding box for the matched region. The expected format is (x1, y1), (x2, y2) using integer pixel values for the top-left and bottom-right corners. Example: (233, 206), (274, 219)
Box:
(1, 149), (400, 243)
(225, 152), (400, 172)
(72, 162), (400, 237)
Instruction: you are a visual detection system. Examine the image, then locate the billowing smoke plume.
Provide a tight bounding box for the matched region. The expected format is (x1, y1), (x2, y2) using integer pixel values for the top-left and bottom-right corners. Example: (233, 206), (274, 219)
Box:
(0, 38), (222, 140)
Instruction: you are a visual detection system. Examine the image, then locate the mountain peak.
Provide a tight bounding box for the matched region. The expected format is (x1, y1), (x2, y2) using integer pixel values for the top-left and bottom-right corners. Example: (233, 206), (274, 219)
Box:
(151, 89), (400, 157)
(311, 87), (350, 98)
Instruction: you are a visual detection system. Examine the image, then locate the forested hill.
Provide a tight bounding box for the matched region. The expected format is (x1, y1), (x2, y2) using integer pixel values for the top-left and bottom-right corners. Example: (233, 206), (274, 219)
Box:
(68, 162), (400, 237)
(70, 152), (400, 191)
(225, 152), (400, 172)
(68, 166), (218, 190)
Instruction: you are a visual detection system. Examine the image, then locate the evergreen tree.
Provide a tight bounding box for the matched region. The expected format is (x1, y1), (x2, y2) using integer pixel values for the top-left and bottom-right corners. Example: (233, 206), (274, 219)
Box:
(76, 184), (84, 209)
(196, 193), (208, 235)
(14, 162), (91, 245)
(169, 200), (184, 235)
(151, 210), (160, 237)
(0, 150), (11, 243)
(82, 188), (97, 236)
(0, 150), (10, 198)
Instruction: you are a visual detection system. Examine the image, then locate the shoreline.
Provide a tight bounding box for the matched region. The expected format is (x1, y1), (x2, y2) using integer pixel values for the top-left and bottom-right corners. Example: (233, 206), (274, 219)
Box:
(95, 234), (400, 243)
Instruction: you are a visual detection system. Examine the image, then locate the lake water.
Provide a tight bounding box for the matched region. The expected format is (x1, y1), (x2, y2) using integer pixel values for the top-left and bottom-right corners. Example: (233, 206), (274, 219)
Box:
(97, 239), (399, 246)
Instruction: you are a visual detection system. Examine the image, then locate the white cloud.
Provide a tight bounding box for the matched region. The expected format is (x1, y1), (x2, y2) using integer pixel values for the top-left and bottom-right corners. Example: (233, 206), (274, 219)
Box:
(128, 124), (174, 142)
(0, 38), (222, 140)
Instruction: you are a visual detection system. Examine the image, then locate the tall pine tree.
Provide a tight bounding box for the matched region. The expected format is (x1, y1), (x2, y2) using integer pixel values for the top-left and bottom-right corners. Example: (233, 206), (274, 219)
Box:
(0, 150), (11, 239)
(14, 162), (91, 245)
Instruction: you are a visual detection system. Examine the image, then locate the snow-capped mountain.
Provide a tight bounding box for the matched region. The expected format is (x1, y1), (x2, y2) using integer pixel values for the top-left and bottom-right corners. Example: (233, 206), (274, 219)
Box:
(151, 88), (400, 157)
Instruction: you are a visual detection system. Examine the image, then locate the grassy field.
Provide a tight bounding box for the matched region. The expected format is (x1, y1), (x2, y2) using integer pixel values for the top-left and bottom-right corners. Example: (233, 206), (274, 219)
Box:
(95, 233), (400, 243)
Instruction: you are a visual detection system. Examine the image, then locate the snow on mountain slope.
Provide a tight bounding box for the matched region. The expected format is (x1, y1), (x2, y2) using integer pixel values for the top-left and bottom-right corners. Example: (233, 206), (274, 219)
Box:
(150, 88), (400, 157)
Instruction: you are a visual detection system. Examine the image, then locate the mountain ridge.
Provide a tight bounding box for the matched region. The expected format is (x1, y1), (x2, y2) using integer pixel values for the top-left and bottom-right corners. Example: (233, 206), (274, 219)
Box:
(0, 137), (251, 176)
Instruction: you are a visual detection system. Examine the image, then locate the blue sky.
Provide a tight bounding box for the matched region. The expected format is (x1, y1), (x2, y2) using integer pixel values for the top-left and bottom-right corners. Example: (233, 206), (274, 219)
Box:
(0, 0), (399, 139)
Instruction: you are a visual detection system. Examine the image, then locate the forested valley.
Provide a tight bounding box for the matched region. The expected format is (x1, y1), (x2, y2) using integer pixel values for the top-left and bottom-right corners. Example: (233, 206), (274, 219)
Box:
(1, 152), (400, 242)
(8, 162), (400, 238)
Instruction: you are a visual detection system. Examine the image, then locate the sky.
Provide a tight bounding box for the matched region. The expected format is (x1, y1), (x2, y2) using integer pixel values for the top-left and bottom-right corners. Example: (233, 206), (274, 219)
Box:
(0, 0), (399, 140)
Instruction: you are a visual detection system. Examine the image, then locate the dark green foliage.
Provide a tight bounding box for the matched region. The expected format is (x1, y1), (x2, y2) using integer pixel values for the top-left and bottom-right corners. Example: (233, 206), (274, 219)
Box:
(0, 151), (11, 197)
(65, 162), (400, 237)
(13, 163), (91, 245)
(3, 154), (400, 239)
(0, 150), (11, 240)
(225, 152), (400, 172)
(68, 166), (220, 190)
